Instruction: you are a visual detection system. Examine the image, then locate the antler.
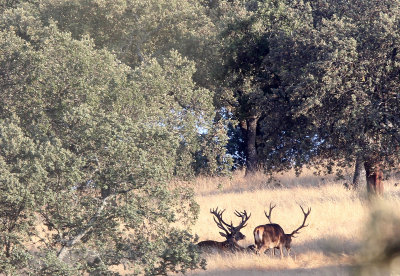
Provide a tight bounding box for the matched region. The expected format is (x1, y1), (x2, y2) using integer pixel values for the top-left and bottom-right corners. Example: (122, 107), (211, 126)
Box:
(233, 209), (251, 231)
(264, 203), (276, 223)
(290, 205), (311, 236)
(210, 208), (251, 235)
(210, 207), (231, 235)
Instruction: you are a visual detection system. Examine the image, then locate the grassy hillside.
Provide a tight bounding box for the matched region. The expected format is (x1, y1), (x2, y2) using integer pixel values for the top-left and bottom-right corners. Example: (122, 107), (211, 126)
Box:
(188, 169), (400, 276)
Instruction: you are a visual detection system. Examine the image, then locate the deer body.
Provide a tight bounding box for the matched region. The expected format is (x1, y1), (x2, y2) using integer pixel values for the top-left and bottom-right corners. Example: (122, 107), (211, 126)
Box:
(197, 238), (243, 252)
(254, 224), (290, 257)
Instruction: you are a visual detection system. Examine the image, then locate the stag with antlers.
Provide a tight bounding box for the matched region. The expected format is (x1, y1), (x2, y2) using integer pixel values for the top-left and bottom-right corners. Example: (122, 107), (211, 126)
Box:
(253, 204), (311, 258)
(197, 207), (251, 252)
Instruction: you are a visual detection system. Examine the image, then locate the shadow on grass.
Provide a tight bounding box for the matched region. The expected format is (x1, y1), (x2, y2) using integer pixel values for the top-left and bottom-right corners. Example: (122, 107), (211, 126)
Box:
(241, 234), (361, 258)
(190, 236), (360, 276)
(189, 265), (355, 276)
(292, 235), (362, 256)
(195, 173), (354, 197)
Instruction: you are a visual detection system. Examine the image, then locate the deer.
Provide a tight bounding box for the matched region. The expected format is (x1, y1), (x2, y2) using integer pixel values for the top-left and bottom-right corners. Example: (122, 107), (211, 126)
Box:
(197, 207), (251, 252)
(253, 203), (311, 258)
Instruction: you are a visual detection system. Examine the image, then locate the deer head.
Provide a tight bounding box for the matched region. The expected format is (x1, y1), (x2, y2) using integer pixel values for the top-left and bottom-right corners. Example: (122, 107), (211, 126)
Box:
(211, 207), (251, 242)
(284, 205), (311, 253)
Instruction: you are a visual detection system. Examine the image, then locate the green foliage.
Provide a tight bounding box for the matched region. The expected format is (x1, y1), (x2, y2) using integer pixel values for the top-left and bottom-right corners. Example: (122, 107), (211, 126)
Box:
(1, 0), (229, 176)
(195, 117), (234, 175)
(155, 230), (206, 275)
(0, 5), (213, 274)
(0, 116), (45, 272)
(0, 247), (32, 275)
(37, 0), (218, 85)
(36, 250), (81, 276)
(211, 0), (314, 172)
(6, 0), (400, 272)
(263, 0), (400, 170)
(215, 0), (400, 174)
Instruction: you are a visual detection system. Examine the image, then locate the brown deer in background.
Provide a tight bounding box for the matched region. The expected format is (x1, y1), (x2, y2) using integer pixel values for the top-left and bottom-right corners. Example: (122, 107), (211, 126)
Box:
(253, 204), (311, 258)
(197, 207), (251, 252)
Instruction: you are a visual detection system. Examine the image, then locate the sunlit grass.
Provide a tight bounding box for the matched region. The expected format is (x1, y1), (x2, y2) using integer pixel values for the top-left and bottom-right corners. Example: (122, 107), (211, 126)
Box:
(186, 168), (400, 275)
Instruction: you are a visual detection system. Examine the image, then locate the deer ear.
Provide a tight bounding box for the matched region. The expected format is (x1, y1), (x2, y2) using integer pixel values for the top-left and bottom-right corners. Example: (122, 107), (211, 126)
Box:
(219, 232), (227, 237)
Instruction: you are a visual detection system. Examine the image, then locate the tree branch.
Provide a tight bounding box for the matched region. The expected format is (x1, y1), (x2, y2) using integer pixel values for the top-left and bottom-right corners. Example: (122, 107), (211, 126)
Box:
(57, 194), (115, 260)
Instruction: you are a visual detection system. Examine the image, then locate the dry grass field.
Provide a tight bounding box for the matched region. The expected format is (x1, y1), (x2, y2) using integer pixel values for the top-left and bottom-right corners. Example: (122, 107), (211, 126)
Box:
(187, 169), (400, 276)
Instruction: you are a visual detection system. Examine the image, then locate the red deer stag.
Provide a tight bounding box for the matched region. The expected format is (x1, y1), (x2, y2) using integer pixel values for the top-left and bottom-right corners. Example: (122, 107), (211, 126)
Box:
(197, 207), (251, 252)
(253, 204), (311, 258)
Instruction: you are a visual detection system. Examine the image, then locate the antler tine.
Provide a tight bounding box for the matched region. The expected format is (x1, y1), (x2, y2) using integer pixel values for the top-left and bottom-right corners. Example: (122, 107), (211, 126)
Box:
(210, 207), (231, 234)
(234, 209), (246, 218)
(233, 209), (251, 231)
(300, 205), (311, 217)
(264, 202), (276, 223)
(290, 204), (311, 236)
(212, 216), (230, 234)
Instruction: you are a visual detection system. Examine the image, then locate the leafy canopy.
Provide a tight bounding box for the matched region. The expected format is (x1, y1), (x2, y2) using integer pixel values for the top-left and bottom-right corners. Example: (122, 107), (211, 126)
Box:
(0, 4), (210, 274)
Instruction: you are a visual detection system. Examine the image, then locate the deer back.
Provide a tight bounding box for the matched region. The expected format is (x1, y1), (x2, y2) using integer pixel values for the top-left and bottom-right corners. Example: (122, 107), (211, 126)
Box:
(197, 239), (242, 252)
(254, 223), (286, 249)
(197, 240), (228, 250)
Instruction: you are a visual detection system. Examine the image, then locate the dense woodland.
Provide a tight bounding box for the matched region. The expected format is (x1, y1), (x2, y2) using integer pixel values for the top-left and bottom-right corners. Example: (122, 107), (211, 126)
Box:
(1, 0), (400, 275)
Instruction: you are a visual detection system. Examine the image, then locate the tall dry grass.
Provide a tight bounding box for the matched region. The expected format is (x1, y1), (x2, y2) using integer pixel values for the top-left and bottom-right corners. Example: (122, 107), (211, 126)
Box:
(187, 168), (400, 276)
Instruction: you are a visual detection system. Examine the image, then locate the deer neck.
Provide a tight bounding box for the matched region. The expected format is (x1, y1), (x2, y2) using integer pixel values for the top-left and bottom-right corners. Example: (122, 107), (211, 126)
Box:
(225, 238), (240, 246)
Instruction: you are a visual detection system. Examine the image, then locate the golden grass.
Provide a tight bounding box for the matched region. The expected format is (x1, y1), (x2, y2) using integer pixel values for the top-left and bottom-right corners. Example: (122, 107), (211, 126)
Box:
(186, 168), (400, 276)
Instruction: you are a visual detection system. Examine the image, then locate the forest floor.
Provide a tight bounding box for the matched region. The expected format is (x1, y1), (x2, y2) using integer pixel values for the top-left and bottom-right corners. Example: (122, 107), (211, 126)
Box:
(186, 169), (400, 276)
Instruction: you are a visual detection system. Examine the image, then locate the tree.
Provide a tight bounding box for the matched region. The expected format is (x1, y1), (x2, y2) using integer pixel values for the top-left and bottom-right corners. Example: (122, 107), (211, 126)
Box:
(210, 0), (275, 174)
(0, 10), (208, 273)
(0, 0), (23, 13)
(260, 0), (400, 194)
(37, 0), (218, 87)
(205, 0), (310, 175)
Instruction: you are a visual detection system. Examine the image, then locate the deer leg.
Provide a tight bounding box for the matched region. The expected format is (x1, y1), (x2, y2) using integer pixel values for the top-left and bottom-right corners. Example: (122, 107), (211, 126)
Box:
(255, 244), (265, 255)
(279, 246), (283, 259)
(270, 247), (275, 257)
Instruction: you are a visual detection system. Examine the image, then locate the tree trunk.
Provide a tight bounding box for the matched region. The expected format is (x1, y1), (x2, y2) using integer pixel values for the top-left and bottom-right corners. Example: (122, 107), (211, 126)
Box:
(245, 116), (259, 176)
(5, 239), (10, 258)
(364, 160), (384, 195)
(352, 156), (364, 189)
(239, 120), (248, 165)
